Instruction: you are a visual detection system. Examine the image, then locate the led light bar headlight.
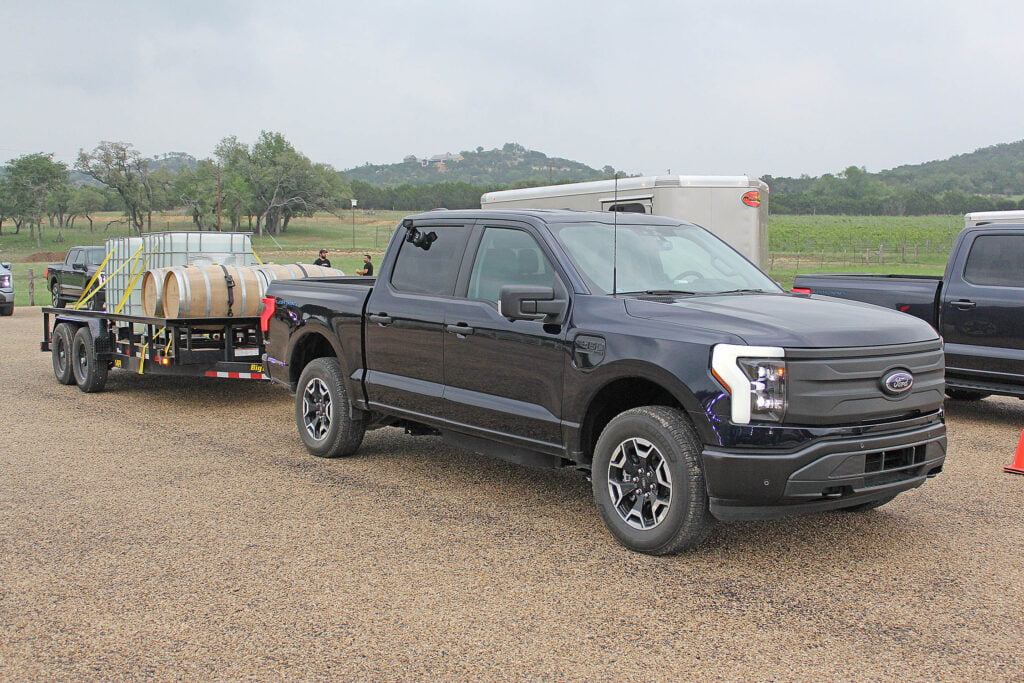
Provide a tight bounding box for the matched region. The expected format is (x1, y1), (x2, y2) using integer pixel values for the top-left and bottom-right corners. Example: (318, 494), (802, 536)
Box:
(711, 344), (787, 424)
(0, 275), (10, 289)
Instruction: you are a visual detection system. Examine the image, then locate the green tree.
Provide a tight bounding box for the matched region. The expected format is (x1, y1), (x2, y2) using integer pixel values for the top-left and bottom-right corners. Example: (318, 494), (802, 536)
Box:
(75, 141), (153, 234)
(2, 153), (70, 247)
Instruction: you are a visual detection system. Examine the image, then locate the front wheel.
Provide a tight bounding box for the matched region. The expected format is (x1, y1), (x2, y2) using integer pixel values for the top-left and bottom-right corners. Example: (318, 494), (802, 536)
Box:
(592, 406), (713, 555)
(295, 358), (365, 458)
(71, 326), (108, 393)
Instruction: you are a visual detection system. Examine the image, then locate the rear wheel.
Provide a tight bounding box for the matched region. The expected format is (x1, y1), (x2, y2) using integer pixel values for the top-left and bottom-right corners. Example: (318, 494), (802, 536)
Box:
(71, 326), (108, 393)
(51, 283), (64, 308)
(51, 323), (76, 385)
(295, 358), (365, 458)
(945, 388), (990, 401)
(592, 406), (713, 555)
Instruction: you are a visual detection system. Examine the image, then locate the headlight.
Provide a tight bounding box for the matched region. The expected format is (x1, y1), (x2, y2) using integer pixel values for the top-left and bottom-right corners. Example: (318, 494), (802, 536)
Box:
(0, 275), (10, 289)
(711, 344), (787, 424)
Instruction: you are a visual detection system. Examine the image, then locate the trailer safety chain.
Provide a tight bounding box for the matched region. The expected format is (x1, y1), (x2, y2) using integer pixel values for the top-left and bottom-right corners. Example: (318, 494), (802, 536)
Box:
(138, 326), (167, 375)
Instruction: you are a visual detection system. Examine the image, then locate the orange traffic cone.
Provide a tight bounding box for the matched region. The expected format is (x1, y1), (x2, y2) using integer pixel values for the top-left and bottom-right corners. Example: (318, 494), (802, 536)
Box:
(1006, 430), (1024, 475)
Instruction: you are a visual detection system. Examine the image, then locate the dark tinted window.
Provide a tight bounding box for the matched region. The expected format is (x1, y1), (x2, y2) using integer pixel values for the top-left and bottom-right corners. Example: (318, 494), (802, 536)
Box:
(467, 227), (557, 303)
(390, 224), (470, 296)
(608, 203), (648, 213)
(963, 235), (1024, 287)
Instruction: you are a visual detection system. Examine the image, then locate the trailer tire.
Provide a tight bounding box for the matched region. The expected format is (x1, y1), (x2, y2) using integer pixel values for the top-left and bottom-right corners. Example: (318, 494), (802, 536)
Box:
(52, 323), (76, 385)
(295, 357), (364, 458)
(71, 326), (108, 393)
(592, 406), (714, 555)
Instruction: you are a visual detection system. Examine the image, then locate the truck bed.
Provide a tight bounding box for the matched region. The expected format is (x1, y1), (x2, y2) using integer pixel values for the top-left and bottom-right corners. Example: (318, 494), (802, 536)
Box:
(792, 273), (942, 327)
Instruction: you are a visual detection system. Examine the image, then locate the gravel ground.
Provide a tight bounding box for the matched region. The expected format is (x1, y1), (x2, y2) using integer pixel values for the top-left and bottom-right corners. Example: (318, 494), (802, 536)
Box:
(1, 307), (1023, 681)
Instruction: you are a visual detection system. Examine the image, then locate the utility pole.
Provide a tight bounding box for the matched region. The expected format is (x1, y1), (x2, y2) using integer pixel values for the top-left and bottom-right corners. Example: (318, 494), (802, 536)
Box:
(216, 163), (222, 231)
(351, 198), (358, 248)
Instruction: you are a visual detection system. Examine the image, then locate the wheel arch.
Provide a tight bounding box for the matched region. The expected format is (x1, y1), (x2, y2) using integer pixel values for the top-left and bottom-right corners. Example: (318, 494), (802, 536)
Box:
(573, 361), (707, 466)
(287, 324), (346, 388)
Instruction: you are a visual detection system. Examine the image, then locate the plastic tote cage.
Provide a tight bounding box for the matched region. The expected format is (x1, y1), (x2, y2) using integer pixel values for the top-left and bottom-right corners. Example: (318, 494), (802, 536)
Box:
(104, 232), (256, 317)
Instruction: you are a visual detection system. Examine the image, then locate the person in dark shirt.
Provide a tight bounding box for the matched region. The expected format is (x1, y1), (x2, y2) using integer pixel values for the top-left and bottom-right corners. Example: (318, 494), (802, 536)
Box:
(356, 254), (374, 276)
(313, 249), (332, 267)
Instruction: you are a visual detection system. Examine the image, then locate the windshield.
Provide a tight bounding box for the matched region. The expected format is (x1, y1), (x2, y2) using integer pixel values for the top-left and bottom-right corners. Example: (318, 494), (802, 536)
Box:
(549, 220), (781, 295)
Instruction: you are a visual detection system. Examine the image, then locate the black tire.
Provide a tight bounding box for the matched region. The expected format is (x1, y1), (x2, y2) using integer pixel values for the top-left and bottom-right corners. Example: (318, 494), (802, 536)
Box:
(51, 283), (64, 308)
(295, 357), (365, 458)
(51, 323), (76, 385)
(71, 326), (108, 393)
(592, 406), (713, 555)
(0, 305), (12, 316)
(945, 388), (990, 401)
(841, 494), (896, 512)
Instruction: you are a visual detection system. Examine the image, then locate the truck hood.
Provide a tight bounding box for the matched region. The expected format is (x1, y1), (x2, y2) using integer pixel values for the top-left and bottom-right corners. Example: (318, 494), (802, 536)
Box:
(624, 293), (939, 348)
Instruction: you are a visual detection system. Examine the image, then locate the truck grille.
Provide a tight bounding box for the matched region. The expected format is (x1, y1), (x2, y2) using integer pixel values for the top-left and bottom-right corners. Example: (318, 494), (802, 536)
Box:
(784, 340), (944, 426)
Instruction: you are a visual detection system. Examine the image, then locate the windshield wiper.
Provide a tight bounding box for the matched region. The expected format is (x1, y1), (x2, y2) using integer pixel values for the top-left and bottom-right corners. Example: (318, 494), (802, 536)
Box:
(713, 288), (768, 295)
(637, 289), (697, 296)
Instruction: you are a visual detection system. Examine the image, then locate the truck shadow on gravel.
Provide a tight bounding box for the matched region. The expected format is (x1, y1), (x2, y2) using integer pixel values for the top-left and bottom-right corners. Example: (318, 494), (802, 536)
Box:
(943, 395), (1024, 426)
(283, 428), (928, 565)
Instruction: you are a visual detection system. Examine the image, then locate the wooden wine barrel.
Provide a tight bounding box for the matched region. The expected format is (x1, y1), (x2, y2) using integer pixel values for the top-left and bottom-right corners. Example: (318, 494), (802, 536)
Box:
(141, 268), (170, 317)
(254, 263), (344, 289)
(162, 264), (264, 319)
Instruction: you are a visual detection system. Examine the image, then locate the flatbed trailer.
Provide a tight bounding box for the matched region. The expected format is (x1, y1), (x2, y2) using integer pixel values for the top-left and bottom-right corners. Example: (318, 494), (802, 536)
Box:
(41, 307), (268, 392)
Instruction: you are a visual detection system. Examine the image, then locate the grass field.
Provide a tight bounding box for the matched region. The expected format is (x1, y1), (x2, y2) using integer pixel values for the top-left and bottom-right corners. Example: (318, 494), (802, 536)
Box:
(0, 211), (961, 305)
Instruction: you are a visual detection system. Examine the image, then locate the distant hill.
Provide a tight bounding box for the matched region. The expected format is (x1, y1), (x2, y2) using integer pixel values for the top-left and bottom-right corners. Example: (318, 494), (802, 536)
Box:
(343, 142), (622, 187)
(877, 140), (1024, 196)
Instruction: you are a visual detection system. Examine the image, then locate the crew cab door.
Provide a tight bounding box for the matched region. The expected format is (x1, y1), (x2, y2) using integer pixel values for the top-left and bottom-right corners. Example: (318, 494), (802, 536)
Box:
(940, 229), (1024, 382)
(441, 222), (570, 452)
(362, 221), (473, 421)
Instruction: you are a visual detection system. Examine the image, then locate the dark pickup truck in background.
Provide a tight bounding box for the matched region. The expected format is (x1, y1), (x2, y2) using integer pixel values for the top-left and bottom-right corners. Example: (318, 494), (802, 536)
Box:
(263, 209), (946, 555)
(46, 245), (106, 309)
(795, 223), (1024, 401)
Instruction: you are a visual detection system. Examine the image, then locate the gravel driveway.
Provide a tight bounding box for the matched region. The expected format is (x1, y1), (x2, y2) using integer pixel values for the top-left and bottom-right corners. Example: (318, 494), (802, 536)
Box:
(2, 308), (1023, 680)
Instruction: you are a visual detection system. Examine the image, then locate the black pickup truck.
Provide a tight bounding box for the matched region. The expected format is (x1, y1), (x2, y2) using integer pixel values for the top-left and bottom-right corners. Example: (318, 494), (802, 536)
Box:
(46, 245), (106, 309)
(263, 209), (946, 554)
(794, 223), (1024, 401)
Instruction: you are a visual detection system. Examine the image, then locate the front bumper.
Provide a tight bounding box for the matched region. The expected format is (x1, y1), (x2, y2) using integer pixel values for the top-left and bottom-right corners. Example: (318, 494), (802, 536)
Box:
(702, 421), (946, 521)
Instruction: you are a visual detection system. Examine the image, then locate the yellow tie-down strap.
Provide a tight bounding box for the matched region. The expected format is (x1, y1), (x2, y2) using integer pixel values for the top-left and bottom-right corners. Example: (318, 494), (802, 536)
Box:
(138, 326), (167, 375)
(73, 245), (146, 311)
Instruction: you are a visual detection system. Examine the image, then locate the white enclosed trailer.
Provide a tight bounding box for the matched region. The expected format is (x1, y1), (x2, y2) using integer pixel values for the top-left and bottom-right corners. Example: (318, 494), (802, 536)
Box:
(481, 175), (769, 266)
(964, 209), (1024, 228)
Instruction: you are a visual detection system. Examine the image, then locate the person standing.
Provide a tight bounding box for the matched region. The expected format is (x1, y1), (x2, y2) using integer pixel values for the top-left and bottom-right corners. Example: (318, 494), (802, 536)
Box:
(356, 254), (374, 276)
(313, 249), (332, 267)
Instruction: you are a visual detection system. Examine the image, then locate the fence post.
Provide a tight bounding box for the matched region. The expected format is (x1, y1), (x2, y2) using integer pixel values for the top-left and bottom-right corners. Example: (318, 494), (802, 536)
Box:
(28, 269), (35, 306)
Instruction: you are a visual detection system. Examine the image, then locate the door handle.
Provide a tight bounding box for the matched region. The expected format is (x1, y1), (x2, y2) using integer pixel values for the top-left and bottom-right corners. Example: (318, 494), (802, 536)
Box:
(368, 313), (393, 325)
(950, 300), (977, 310)
(445, 323), (475, 336)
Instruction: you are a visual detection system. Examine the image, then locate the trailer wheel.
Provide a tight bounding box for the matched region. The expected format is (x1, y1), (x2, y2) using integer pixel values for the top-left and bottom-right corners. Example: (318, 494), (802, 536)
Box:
(592, 406), (714, 555)
(51, 323), (76, 385)
(295, 358), (365, 458)
(71, 326), (108, 393)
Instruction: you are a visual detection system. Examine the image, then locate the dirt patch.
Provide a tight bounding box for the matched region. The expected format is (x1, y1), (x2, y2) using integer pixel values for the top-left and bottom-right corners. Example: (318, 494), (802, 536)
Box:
(24, 252), (65, 263)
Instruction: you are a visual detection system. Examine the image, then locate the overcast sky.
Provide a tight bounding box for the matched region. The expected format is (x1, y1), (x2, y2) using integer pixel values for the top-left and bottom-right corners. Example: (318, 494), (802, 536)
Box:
(3, 0), (1023, 178)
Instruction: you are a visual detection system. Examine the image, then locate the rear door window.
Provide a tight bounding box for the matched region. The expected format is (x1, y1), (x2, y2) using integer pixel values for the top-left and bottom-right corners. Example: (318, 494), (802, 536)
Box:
(963, 235), (1024, 287)
(390, 224), (471, 296)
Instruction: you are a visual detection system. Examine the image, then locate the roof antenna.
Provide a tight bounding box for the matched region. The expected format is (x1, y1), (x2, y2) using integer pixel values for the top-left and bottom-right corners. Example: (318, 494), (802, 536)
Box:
(612, 173), (619, 295)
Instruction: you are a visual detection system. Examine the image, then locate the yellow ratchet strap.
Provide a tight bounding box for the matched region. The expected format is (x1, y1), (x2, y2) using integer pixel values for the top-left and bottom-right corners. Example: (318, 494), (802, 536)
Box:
(138, 325), (167, 374)
(113, 251), (151, 315)
(72, 247), (115, 310)
(251, 249), (264, 265)
(74, 245), (144, 310)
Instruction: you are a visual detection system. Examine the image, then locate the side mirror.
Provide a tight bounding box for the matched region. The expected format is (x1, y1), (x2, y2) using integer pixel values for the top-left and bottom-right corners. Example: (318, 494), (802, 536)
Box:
(72, 263), (87, 272)
(498, 285), (567, 324)
(0, 262), (10, 269)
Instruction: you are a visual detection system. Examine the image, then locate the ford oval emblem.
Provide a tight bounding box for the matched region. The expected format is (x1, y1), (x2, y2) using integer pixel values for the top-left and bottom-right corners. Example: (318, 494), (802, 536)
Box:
(882, 370), (914, 396)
